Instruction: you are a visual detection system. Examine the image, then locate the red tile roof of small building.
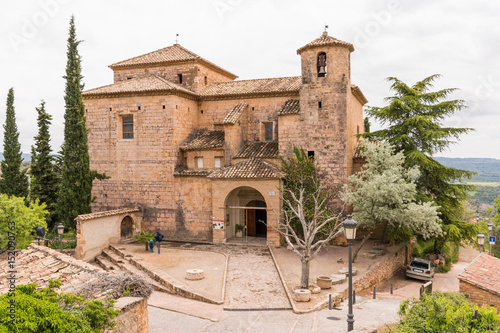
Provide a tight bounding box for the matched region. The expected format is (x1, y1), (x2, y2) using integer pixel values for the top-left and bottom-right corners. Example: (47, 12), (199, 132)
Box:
(223, 102), (248, 124)
(234, 141), (279, 159)
(75, 207), (141, 221)
(297, 32), (355, 54)
(109, 44), (237, 79)
(82, 74), (197, 98)
(278, 99), (300, 115)
(179, 129), (224, 151)
(208, 158), (282, 179)
(200, 76), (301, 99)
(458, 253), (500, 297)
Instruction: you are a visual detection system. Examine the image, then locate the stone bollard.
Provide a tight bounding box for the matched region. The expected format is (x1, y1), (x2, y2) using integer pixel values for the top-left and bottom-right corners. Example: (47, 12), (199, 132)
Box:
(186, 269), (204, 280)
(294, 289), (311, 302)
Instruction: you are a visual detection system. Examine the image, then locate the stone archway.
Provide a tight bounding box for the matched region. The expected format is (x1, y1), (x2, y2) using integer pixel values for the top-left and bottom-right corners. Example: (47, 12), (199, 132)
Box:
(120, 216), (134, 240)
(224, 186), (267, 239)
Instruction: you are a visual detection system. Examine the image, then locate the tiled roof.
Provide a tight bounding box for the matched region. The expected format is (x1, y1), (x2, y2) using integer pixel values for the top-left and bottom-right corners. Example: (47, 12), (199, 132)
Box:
(200, 77), (301, 99)
(82, 74), (196, 98)
(297, 32), (354, 54)
(223, 102), (248, 124)
(180, 129), (224, 151)
(76, 207), (141, 221)
(458, 253), (500, 296)
(109, 44), (237, 79)
(234, 141), (279, 159)
(0, 245), (108, 298)
(278, 99), (300, 115)
(208, 158), (282, 179)
(173, 168), (211, 177)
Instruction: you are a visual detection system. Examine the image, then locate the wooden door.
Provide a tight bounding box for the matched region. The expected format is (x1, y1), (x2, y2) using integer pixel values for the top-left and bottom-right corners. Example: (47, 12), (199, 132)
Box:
(246, 209), (256, 236)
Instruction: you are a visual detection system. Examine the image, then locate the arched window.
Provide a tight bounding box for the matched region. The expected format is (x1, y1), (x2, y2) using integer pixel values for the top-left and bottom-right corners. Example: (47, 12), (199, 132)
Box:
(317, 52), (327, 77)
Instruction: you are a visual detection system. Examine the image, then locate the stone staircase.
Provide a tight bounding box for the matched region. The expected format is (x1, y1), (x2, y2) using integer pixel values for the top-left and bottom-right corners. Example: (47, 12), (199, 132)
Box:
(95, 245), (171, 294)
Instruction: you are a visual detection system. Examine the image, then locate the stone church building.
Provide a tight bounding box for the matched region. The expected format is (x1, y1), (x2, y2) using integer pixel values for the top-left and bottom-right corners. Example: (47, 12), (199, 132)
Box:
(82, 31), (367, 246)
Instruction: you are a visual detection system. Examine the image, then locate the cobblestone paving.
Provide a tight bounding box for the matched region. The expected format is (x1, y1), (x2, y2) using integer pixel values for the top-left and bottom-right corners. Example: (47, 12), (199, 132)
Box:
(175, 243), (290, 309)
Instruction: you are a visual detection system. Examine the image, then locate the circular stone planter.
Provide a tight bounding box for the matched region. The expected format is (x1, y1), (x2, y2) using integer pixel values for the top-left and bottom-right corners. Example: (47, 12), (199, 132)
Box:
(338, 267), (357, 276)
(185, 269), (204, 280)
(316, 275), (333, 289)
(294, 289), (311, 302)
(330, 274), (347, 285)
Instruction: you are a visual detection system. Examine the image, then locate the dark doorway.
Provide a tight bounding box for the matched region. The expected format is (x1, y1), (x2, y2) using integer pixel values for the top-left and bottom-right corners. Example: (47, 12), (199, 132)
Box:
(246, 200), (267, 237)
(120, 216), (134, 240)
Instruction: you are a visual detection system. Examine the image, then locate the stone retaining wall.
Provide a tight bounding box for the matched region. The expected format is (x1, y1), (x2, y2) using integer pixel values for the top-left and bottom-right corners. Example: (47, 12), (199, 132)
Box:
(107, 297), (149, 333)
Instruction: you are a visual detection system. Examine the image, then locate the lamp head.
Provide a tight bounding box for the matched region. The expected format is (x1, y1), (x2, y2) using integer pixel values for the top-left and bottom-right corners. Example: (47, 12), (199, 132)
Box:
(343, 215), (358, 241)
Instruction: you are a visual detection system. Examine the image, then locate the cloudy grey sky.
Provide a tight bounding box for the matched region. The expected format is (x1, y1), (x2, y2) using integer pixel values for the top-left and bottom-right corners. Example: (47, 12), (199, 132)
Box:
(1, 0), (499, 158)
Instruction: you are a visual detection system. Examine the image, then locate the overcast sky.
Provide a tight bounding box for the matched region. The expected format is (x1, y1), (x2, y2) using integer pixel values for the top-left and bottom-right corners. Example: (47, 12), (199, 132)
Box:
(1, 0), (499, 159)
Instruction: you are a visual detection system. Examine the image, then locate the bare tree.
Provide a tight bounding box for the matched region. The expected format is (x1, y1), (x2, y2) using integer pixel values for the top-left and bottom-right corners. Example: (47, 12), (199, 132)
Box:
(274, 148), (345, 289)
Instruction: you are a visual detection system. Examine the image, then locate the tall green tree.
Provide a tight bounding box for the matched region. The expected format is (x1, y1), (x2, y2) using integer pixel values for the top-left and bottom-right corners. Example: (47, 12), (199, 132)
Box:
(364, 75), (477, 254)
(30, 101), (59, 230)
(0, 88), (29, 198)
(57, 16), (92, 229)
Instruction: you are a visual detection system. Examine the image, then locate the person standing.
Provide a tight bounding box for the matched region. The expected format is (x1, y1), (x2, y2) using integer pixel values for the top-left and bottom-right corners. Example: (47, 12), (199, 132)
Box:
(154, 231), (164, 255)
(149, 239), (154, 253)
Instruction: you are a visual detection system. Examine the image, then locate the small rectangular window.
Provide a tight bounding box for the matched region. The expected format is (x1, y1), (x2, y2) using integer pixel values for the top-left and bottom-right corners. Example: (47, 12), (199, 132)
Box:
(196, 157), (203, 169)
(204, 76), (208, 85)
(308, 151), (315, 158)
(178, 74), (183, 84)
(318, 101), (322, 109)
(264, 123), (273, 142)
(215, 157), (222, 169)
(122, 116), (133, 139)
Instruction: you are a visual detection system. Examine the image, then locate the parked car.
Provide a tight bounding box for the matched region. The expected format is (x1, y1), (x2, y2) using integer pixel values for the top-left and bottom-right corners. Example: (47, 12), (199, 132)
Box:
(406, 258), (435, 281)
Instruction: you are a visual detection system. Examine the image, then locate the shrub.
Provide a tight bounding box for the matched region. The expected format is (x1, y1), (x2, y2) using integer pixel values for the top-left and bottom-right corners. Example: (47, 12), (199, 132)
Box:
(383, 292), (499, 333)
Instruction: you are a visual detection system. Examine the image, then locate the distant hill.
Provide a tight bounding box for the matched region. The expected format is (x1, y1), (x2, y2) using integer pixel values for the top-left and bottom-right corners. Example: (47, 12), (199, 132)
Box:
(0, 153), (31, 162)
(435, 157), (500, 183)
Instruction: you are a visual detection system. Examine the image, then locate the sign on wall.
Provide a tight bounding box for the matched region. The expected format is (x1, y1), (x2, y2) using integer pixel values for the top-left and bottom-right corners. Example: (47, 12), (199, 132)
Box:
(213, 220), (224, 230)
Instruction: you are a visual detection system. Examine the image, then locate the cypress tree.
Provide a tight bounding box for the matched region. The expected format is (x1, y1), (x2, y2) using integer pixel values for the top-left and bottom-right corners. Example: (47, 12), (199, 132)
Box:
(57, 16), (92, 229)
(30, 101), (59, 230)
(0, 88), (29, 198)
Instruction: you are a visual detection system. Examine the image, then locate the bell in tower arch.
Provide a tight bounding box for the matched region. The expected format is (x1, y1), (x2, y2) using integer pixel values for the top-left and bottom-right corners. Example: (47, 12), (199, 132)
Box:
(317, 52), (327, 77)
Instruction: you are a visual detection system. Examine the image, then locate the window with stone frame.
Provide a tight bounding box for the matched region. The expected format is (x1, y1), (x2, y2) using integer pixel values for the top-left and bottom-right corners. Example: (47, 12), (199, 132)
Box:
(317, 52), (327, 77)
(214, 157), (222, 169)
(196, 157), (204, 169)
(122, 116), (134, 139)
(264, 122), (273, 142)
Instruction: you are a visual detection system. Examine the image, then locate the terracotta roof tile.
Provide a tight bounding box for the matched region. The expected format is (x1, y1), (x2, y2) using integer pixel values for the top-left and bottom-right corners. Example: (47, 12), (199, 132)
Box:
(200, 77), (301, 98)
(173, 168), (211, 177)
(76, 207), (141, 221)
(208, 158), (282, 179)
(458, 253), (500, 296)
(234, 141), (278, 159)
(223, 102), (248, 124)
(0, 245), (106, 297)
(180, 129), (224, 151)
(297, 32), (354, 54)
(278, 99), (300, 115)
(109, 44), (237, 79)
(82, 74), (197, 98)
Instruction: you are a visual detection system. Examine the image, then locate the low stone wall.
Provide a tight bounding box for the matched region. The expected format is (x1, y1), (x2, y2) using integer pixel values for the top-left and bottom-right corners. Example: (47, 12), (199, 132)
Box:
(460, 280), (500, 310)
(108, 297), (149, 333)
(75, 208), (143, 261)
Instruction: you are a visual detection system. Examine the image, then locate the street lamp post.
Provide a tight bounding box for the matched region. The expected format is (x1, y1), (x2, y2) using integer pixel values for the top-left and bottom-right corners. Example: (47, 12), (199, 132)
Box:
(343, 215), (358, 332)
(477, 233), (485, 254)
(488, 223), (493, 255)
(57, 224), (65, 253)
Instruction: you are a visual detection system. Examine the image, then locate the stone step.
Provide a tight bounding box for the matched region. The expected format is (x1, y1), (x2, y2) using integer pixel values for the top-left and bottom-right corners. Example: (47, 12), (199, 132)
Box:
(102, 248), (126, 266)
(95, 254), (120, 272)
(118, 260), (172, 294)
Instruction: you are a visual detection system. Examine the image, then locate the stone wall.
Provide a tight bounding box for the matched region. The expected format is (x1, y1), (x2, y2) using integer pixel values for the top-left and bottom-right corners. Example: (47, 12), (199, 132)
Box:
(459, 280), (500, 310)
(108, 297), (149, 333)
(75, 209), (143, 262)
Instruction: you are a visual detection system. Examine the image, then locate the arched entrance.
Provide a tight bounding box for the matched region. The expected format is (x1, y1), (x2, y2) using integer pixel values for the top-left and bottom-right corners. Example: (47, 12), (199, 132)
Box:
(120, 216), (134, 240)
(246, 200), (267, 237)
(224, 186), (267, 239)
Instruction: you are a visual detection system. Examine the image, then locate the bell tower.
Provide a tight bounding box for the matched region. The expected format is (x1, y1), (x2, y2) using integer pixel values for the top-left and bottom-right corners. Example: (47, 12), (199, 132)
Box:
(294, 31), (356, 184)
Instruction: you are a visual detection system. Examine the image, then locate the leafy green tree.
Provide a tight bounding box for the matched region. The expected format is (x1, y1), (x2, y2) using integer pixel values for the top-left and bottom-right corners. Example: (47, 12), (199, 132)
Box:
(277, 147), (344, 289)
(30, 101), (59, 230)
(493, 195), (500, 226)
(343, 141), (442, 258)
(57, 16), (93, 230)
(364, 75), (477, 254)
(0, 88), (29, 198)
(0, 194), (47, 249)
(363, 116), (370, 133)
(385, 292), (499, 333)
(0, 279), (118, 332)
